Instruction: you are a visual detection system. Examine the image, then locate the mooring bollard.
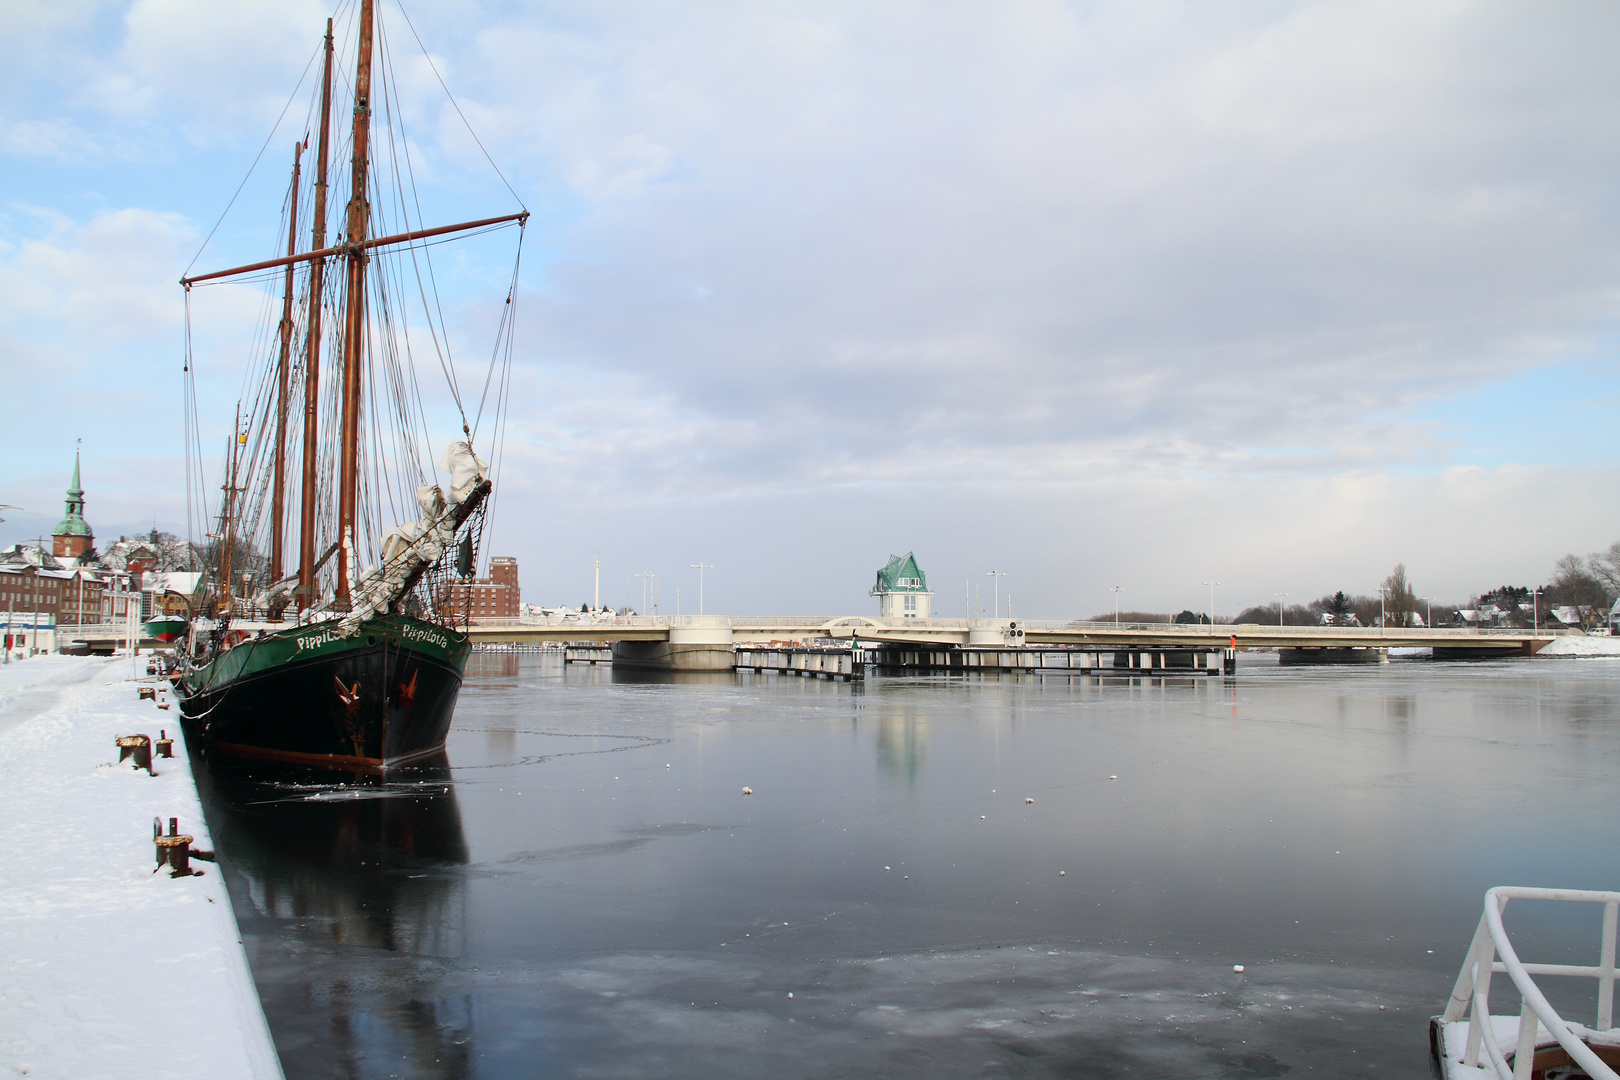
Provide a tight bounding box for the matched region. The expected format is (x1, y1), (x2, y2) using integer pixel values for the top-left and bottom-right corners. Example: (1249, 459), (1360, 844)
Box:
(155, 730), (173, 758)
(153, 817), (209, 877)
(138, 687), (156, 701)
(155, 833), (195, 876)
(116, 734), (153, 774)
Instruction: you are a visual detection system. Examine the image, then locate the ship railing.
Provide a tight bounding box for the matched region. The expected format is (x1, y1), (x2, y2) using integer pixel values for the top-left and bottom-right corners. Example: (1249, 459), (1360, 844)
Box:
(1442, 886), (1620, 1079)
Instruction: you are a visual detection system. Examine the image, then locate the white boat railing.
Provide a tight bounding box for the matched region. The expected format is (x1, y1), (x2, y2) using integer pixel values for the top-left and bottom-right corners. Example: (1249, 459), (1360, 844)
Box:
(1443, 886), (1620, 1080)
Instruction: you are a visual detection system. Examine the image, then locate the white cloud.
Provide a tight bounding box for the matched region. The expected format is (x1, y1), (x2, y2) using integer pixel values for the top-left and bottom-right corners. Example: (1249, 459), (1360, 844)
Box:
(4, 1), (1620, 611)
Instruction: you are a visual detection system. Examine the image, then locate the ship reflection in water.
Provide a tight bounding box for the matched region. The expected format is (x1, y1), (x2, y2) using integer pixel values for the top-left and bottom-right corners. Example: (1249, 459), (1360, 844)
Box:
(191, 751), (472, 1077)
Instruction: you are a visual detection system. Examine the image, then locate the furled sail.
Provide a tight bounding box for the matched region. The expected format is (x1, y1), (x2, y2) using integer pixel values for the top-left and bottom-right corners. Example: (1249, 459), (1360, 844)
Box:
(335, 441), (488, 636)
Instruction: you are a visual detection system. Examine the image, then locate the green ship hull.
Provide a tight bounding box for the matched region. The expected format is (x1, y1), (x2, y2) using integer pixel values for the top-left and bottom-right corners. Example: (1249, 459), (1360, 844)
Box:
(177, 614), (471, 771)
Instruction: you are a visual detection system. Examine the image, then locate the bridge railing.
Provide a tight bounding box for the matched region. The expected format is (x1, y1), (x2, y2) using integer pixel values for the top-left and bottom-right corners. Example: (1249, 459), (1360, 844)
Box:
(464, 614), (1585, 637)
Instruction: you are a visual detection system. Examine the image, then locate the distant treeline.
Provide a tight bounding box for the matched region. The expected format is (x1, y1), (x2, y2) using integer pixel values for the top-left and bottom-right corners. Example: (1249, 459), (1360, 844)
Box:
(1088, 541), (1620, 630)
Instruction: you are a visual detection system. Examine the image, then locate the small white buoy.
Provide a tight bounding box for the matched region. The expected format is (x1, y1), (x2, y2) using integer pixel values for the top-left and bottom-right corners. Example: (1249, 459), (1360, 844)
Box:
(1059, 871), (1066, 876)
(787, 992), (793, 998)
(1025, 797), (1034, 804)
(884, 866), (891, 871)
(742, 787), (753, 795)
(1109, 776), (1118, 781)
(1233, 964), (1245, 973)
(980, 815), (987, 820)
(666, 764), (671, 768)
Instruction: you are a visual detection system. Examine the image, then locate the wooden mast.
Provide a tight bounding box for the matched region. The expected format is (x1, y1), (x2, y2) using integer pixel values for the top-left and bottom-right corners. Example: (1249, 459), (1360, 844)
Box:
(336, 0), (375, 602)
(220, 407), (242, 619)
(296, 19), (334, 612)
(270, 140), (302, 586)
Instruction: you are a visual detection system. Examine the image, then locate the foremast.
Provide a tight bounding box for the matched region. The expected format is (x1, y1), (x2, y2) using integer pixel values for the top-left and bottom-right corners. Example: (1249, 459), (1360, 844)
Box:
(298, 19), (335, 613)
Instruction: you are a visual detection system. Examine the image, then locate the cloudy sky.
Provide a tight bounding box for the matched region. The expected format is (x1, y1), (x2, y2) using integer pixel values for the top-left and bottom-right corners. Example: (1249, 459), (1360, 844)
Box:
(3, 0), (1619, 618)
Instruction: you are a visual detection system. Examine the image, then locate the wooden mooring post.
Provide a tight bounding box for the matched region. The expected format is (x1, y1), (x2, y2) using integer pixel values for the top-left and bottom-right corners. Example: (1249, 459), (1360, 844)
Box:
(868, 645), (1230, 676)
(734, 647), (863, 681)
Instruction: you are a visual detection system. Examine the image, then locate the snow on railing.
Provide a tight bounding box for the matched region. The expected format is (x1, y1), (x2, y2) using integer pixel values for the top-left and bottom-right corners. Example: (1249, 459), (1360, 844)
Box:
(1443, 886), (1620, 1080)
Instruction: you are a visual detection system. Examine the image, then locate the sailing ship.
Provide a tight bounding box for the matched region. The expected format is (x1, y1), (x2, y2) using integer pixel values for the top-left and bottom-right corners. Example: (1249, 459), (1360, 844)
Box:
(176, 0), (525, 770)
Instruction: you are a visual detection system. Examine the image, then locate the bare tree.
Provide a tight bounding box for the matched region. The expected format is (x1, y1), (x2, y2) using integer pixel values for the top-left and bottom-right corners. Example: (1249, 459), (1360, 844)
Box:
(1587, 541), (1620, 605)
(1382, 564), (1419, 627)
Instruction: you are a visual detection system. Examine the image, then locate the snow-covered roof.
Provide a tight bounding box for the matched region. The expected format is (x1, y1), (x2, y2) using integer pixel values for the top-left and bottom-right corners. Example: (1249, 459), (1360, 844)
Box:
(0, 544), (64, 570)
(143, 571), (204, 597)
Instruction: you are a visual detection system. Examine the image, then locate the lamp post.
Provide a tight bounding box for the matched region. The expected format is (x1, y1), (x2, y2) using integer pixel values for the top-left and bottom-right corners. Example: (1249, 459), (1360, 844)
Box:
(1532, 587), (1541, 635)
(1379, 586), (1387, 637)
(1203, 580), (1221, 627)
(1275, 592), (1288, 628)
(987, 571), (1006, 622)
(1421, 595), (1434, 629)
(689, 562), (714, 616)
(1110, 585), (1124, 628)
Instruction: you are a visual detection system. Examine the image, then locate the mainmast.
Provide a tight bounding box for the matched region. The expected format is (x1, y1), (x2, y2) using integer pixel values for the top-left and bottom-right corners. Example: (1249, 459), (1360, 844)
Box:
(270, 140), (302, 584)
(336, 0), (375, 601)
(296, 19), (335, 612)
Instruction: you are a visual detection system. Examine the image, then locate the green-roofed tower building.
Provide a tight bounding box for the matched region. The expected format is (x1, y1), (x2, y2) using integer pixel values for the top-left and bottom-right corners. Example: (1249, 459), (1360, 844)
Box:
(52, 449), (95, 562)
(872, 552), (932, 618)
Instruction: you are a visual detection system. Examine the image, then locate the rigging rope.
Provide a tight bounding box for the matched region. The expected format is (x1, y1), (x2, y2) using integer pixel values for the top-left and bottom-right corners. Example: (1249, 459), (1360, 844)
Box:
(391, 0), (529, 212)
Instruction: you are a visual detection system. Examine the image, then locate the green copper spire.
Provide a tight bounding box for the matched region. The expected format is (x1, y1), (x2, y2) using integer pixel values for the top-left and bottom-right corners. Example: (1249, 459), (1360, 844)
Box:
(54, 446), (92, 539)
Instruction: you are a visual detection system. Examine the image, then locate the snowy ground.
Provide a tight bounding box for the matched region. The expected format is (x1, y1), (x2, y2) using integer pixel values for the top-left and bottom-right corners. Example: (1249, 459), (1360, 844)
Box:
(1539, 635), (1620, 657)
(0, 655), (282, 1079)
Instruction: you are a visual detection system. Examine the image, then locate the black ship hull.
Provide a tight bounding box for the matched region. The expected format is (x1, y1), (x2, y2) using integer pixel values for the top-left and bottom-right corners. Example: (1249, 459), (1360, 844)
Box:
(178, 616), (471, 771)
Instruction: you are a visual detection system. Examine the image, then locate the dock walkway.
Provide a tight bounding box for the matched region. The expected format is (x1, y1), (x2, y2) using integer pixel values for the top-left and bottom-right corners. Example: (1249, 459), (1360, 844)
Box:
(0, 655), (282, 1079)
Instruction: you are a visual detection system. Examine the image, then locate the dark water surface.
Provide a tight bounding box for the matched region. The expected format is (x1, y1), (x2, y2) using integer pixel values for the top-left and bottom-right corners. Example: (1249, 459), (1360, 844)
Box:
(195, 654), (1620, 1078)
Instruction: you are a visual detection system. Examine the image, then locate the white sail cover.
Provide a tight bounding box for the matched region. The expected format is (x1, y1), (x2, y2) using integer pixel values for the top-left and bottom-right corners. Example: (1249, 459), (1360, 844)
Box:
(336, 444), (487, 635)
(440, 441), (488, 506)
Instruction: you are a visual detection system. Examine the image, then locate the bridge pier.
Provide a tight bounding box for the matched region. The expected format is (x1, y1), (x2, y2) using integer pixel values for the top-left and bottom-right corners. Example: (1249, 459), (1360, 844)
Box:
(611, 617), (735, 672)
(1277, 647), (1386, 665)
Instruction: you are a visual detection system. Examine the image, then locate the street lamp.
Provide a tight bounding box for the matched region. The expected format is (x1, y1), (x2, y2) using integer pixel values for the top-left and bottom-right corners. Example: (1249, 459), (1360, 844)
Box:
(1203, 581), (1221, 627)
(689, 562), (714, 616)
(987, 571), (1006, 621)
(1110, 585), (1124, 628)
(1421, 595), (1434, 629)
(1379, 586), (1387, 637)
(1274, 592), (1288, 629)
(1532, 586), (1541, 635)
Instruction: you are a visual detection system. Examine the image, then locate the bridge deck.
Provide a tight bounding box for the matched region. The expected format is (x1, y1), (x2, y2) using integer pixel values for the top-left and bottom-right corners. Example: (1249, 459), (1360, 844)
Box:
(465, 617), (1562, 652)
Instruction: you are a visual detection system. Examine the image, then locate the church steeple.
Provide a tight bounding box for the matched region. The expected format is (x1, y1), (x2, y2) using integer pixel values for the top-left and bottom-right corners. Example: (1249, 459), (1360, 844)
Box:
(52, 444), (94, 561)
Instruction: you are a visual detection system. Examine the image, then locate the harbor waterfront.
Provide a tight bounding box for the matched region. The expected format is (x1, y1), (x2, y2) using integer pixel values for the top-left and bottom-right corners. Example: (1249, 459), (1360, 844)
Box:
(198, 651), (1620, 1078)
(0, 656), (281, 1079)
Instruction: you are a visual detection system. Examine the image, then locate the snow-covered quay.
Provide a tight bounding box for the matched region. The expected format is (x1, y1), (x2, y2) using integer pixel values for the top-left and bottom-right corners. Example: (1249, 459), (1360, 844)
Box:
(0, 655), (282, 1079)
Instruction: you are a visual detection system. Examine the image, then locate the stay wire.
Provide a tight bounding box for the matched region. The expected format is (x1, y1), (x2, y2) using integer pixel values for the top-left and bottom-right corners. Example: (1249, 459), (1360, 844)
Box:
(390, 0), (527, 212)
(181, 41), (323, 280)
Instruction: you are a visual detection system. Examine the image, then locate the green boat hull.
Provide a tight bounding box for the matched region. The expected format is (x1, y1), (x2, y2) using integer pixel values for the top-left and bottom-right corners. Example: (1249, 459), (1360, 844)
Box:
(177, 614), (471, 770)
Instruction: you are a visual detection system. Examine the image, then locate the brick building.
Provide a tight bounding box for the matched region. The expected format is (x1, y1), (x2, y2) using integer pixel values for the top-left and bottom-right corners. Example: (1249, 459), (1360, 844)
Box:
(0, 563), (106, 626)
(437, 556), (522, 622)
